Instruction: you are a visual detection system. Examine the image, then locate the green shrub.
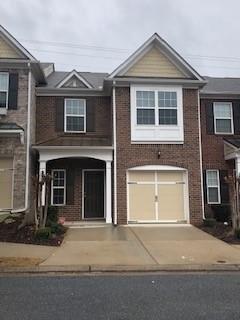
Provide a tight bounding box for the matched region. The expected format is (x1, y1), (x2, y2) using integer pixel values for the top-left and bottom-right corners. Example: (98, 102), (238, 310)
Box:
(47, 206), (58, 223)
(235, 228), (240, 239)
(35, 227), (52, 240)
(48, 221), (67, 235)
(203, 218), (216, 227)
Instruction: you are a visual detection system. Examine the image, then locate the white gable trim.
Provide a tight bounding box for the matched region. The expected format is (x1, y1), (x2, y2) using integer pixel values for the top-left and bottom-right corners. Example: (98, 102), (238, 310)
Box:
(0, 25), (37, 61)
(108, 33), (204, 81)
(56, 70), (93, 89)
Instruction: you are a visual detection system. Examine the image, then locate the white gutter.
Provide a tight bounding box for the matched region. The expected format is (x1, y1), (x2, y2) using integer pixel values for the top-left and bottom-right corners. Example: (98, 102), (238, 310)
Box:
(197, 91), (205, 220)
(11, 63), (32, 213)
(113, 83), (117, 225)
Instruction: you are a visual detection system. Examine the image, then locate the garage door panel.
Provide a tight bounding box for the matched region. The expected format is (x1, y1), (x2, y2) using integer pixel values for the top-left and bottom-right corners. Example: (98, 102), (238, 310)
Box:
(129, 184), (155, 221)
(129, 171), (155, 182)
(0, 158), (13, 209)
(158, 184), (184, 221)
(157, 171), (183, 182)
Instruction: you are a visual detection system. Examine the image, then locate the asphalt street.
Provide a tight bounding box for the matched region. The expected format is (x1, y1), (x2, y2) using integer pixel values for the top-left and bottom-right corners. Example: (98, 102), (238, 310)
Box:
(1, 273), (240, 319)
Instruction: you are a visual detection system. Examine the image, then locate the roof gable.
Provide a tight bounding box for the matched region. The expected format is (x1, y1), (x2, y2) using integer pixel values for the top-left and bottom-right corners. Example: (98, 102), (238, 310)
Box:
(125, 46), (186, 78)
(109, 33), (204, 81)
(56, 70), (93, 89)
(0, 25), (36, 60)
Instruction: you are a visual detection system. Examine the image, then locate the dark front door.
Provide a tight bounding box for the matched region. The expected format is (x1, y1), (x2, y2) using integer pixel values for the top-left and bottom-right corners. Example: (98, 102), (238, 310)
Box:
(83, 170), (104, 219)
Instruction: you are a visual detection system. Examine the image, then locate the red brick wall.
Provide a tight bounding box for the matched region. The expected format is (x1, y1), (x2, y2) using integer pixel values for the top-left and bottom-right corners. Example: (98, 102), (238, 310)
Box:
(200, 98), (236, 217)
(36, 96), (112, 144)
(115, 87), (203, 225)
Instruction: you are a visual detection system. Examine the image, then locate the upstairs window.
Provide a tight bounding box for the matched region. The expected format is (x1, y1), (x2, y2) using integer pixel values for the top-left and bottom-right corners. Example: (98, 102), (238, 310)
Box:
(136, 89), (178, 126)
(213, 102), (233, 134)
(158, 91), (177, 125)
(64, 98), (86, 133)
(136, 91), (155, 124)
(206, 170), (220, 204)
(0, 73), (9, 109)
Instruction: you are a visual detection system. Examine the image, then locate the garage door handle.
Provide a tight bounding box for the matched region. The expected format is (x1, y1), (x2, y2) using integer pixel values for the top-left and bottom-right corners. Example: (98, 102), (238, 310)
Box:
(155, 195), (158, 202)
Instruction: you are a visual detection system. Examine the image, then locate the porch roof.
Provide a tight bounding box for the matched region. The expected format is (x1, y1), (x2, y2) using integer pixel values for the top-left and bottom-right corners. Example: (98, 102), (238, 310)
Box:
(34, 136), (112, 147)
(224, 138), (240, 160)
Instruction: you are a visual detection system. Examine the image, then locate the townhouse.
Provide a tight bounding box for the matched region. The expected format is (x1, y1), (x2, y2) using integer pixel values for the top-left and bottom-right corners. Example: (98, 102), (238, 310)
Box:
(0, 25), (238, 225)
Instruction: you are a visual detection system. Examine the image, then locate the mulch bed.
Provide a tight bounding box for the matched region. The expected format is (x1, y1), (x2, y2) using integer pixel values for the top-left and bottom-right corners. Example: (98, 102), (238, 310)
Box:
(0, 214), (65, 246)
(200, 222), (240, 244)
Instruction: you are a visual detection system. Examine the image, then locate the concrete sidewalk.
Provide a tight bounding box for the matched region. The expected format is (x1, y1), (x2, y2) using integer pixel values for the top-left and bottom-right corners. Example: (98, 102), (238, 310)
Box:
(0, 242), (55, 261)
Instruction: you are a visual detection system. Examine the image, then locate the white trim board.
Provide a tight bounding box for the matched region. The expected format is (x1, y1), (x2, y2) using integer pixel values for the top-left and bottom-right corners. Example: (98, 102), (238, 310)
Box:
(56, 70), (93, 89)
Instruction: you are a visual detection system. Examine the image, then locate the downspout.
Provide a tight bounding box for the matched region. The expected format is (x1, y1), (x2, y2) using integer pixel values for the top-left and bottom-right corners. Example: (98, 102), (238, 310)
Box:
(198, 90), (205, 220)
(113, 82), (117, 225)
(11, 63), (31, 213)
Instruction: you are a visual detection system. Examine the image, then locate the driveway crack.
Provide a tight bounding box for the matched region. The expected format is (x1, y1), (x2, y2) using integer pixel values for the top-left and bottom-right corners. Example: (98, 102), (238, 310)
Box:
(129, 228), (159, 265)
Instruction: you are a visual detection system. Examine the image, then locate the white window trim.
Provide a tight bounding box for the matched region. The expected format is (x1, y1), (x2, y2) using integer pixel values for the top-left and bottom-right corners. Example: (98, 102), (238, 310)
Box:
(51, 169), (66, 206)
(130, 84), (184, 143)
(213, 102), (234, 135)
(206, 169), (221, 204)
(0, 72), (9, 109)
(64, 98), (86, 133)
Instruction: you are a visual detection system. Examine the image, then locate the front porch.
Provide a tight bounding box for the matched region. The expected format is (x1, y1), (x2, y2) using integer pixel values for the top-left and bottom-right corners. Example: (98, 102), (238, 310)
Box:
(34, 146), (113, 223)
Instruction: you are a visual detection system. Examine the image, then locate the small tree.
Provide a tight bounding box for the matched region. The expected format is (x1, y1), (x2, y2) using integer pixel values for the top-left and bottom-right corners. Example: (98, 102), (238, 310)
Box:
(225, 170), (240, 233)
(33, 172), (52, 230)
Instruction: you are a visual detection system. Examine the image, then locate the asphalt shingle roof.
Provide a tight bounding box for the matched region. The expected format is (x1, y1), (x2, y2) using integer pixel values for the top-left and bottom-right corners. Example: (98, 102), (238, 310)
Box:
(0, 123), (23, 130)
(201, 76), (240, 94)
(43, 71), (108, 89)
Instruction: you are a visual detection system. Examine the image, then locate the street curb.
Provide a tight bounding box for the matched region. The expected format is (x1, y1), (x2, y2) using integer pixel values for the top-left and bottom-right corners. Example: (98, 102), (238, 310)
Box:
(0, 264), (240, 274)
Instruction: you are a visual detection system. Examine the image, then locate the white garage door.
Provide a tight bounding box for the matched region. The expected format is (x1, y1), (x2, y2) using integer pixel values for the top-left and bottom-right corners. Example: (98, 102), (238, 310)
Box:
(0, 158), (13, 209)
(128, 170), (187, 222)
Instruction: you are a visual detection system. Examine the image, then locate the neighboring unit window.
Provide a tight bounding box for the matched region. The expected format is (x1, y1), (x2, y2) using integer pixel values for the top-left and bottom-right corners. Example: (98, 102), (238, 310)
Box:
(206, 170), (220, 204)
(136, 91), (155, 124)
(64, 98), (86, 132)
(136, 89), (178, 125)
(51, 170), (66, 205)
(213, 102), (233, 134)
(0, 73), (9, 109)
(158, 91), (177, 125)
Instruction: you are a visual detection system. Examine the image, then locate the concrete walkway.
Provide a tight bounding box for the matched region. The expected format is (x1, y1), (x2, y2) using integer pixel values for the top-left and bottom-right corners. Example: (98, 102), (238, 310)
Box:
(40, 225), (240, 267)
(0, 242), (55, 260)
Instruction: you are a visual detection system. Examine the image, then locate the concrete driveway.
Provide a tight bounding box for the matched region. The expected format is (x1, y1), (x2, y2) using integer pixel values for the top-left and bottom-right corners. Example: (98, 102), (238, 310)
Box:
(41, 225), (240, 267)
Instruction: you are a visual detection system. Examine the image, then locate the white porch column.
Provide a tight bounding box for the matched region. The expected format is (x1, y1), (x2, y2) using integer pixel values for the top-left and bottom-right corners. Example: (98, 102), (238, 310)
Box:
(105, 160), (112, 223)
(236, 158), (240, 177)
(39, 160), (46, 206)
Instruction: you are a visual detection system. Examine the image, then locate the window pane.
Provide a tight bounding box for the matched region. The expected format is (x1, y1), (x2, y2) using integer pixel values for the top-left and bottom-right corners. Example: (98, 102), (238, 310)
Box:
(136, 91), (155, 108)
(214, 104), (231, 118)
(158, 91), (177, 108)
(208, 187), (219, 203)
(0, 92), (7, 108)
(207, 171), (218, 186)
(159, 109), (177, 125)
(137, 109), (155, 125)
(53, 188), (64, 205)
(66, 116), (84, 131)
(65, 99), (85, 115)
(53, 171), (65, 187)
(0, 74), (8, 91)
(216, 119), (232, 133)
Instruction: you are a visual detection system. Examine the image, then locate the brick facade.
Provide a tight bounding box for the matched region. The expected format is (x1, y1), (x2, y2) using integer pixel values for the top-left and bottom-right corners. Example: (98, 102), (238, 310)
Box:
(200, 98), (236, 218)
(115, 87), (203, 225)
(36, 96), (112, 145)
(0, 68), (28, 209)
